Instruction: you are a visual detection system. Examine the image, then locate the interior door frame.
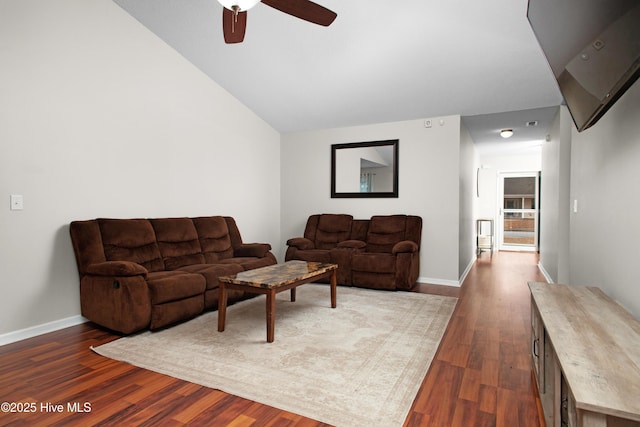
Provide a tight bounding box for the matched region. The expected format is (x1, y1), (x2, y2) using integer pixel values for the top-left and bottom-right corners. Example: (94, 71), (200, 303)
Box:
(497, 171), (540, 252)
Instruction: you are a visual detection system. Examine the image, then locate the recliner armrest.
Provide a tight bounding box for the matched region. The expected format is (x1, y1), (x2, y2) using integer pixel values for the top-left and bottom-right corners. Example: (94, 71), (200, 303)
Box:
(85, 261), (148, 277)
(234, 243), (272, 258)
(286, 237), (315, 250)
(336, 240), (367, 250)
(392, 241), (418, 254)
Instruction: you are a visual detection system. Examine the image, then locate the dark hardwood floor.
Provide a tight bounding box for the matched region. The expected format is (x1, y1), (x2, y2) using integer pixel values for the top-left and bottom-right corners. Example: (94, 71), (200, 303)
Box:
(0, 251), (546, 426)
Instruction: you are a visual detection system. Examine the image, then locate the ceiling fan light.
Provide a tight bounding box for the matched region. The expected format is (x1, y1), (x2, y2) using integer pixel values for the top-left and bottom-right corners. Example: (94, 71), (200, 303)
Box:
(500, 129), (514, 138)
(217, 0), (261, 12)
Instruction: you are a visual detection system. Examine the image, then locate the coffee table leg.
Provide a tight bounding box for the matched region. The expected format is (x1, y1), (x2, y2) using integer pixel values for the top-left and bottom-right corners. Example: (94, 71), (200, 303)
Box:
(266, 289), (276, 343)
(218, 281), (227, 332)
(290, 288), (296, 302)
(330, 268), (337, 308)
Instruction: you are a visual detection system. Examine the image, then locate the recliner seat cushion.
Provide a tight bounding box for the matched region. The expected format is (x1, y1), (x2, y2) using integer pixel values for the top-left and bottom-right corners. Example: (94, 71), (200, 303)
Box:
(220, 256), (277, 271)
(179, 263), (243, 290)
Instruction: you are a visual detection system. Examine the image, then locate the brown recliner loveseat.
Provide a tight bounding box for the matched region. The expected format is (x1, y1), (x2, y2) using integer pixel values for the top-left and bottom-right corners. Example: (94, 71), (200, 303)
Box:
(286, 214), (421, 290)
(70, 216), (276, 334)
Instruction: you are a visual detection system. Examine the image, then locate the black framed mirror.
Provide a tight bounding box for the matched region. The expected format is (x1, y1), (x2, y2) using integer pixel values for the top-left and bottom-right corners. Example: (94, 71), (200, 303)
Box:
(331, 139), (399, 198)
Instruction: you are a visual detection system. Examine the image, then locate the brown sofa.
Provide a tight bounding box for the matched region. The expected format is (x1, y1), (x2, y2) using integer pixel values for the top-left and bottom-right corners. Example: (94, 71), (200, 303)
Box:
(285, 214), (421, 290)
(69, 216), (276, 334)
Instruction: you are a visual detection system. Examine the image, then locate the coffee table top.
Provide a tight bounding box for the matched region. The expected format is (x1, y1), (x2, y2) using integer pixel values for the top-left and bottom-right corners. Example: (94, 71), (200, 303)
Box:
(218, 260), (337, 289)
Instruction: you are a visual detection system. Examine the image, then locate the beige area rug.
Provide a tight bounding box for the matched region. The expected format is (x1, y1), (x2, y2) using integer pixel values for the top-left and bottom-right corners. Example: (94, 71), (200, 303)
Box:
(92, 284), (457, 426)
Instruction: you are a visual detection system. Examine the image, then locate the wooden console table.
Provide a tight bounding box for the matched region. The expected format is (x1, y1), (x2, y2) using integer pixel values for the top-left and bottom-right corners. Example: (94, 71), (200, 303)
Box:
(529, 282), (640, 427)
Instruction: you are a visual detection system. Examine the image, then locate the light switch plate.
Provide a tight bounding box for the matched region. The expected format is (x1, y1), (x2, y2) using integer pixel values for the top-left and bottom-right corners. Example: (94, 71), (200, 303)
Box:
(10, 194), (23, 211)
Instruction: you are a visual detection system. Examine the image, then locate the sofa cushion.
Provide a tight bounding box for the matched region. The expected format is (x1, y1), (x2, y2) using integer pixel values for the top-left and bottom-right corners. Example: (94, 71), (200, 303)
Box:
(146, 271), (206, 304)
(192, 216), (234, 262)
(350, 219), (370, 241)
(366, 215), (408, 253)
(179, 263), (243, 290)
(98, 219), (164, 272)
(151, 218), (205, 270)
(290, 249), (331, 264)
(220, 256), (277, 271)
(315, 214), (353, 250)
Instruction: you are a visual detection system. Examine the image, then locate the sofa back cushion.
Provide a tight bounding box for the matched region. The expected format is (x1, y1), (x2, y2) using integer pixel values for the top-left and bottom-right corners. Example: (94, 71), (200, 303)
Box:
(98, 219), (164, 272)
(312, 214), (353, 250)
(150, 218), (205, 270)
(350, 219), (370, 242)
(192, 216), (234, 262)
(366, 215), (421, 253)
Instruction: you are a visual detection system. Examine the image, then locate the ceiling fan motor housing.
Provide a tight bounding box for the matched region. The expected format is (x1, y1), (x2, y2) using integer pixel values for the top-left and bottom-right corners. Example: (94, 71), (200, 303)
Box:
(217, 0), (261, 12)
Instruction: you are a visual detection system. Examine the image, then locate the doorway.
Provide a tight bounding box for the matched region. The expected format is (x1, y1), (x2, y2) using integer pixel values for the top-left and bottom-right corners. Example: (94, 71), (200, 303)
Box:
(498, 172), (540, 251)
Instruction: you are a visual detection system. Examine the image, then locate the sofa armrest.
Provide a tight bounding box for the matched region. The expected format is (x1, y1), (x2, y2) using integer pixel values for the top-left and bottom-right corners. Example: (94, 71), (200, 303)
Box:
(286, 237), (315, 250)
(85, 261), (148, 277)
(234, 243), (272, 258)
(392, 241), (419, 254)
(336, 240), (367, 250)
(80, 274), (151, 334)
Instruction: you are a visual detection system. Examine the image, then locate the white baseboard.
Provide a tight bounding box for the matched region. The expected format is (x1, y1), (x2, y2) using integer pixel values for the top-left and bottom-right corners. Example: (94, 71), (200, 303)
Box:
(458, 257), (475, 287)
(0, 315), (88, 347)
(537, 262), (554, 284)
(417, 255), (475, 288)
(418, 276), (461, 287)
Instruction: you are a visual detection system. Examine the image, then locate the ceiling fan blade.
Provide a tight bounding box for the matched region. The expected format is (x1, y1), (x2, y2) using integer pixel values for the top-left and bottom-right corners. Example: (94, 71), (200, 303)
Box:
(261, 0), (337, 26)
(223, 7), (247, 43)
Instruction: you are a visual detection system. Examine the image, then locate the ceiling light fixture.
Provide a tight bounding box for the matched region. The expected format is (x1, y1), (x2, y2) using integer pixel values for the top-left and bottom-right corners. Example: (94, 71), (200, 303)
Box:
(500, 129), (514, 138)
(217, 0), (260, 12)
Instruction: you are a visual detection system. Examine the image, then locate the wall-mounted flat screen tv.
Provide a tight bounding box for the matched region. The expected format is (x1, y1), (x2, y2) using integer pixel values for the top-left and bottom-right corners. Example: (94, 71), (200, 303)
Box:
(527, 0), (640, 132)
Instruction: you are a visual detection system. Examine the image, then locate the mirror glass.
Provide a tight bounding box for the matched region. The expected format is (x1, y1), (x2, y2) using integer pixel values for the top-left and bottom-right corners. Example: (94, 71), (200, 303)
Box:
(331, 139), (398, 198)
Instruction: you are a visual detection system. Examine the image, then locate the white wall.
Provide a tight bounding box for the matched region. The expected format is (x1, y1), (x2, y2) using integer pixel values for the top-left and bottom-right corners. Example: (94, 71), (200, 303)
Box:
(0, 0), (281, 337)
(281, 117), (463, 285)
(568, 80), (640, 318)
(539, 106), (571, 284)
(459, 122), (479, 277)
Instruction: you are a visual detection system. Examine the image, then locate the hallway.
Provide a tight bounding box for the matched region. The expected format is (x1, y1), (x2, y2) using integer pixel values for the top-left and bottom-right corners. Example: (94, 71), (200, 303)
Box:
(406, 251), (547, 426)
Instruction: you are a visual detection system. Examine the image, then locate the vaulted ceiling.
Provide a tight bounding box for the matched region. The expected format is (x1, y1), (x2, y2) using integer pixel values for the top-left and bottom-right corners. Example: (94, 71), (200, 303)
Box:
(114, 0), (564, 152)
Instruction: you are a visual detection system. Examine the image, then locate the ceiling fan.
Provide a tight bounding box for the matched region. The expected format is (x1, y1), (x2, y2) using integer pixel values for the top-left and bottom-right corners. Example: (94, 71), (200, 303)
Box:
(217, 0), (337, 44)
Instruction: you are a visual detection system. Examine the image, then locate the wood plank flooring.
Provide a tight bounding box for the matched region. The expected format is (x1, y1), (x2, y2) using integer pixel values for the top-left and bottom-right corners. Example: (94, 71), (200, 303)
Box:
(0, 251), (546, 426)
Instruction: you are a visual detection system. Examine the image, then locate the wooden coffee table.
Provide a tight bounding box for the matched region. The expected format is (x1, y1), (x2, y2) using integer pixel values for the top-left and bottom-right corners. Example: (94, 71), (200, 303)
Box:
(217, 260), (338, 343)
